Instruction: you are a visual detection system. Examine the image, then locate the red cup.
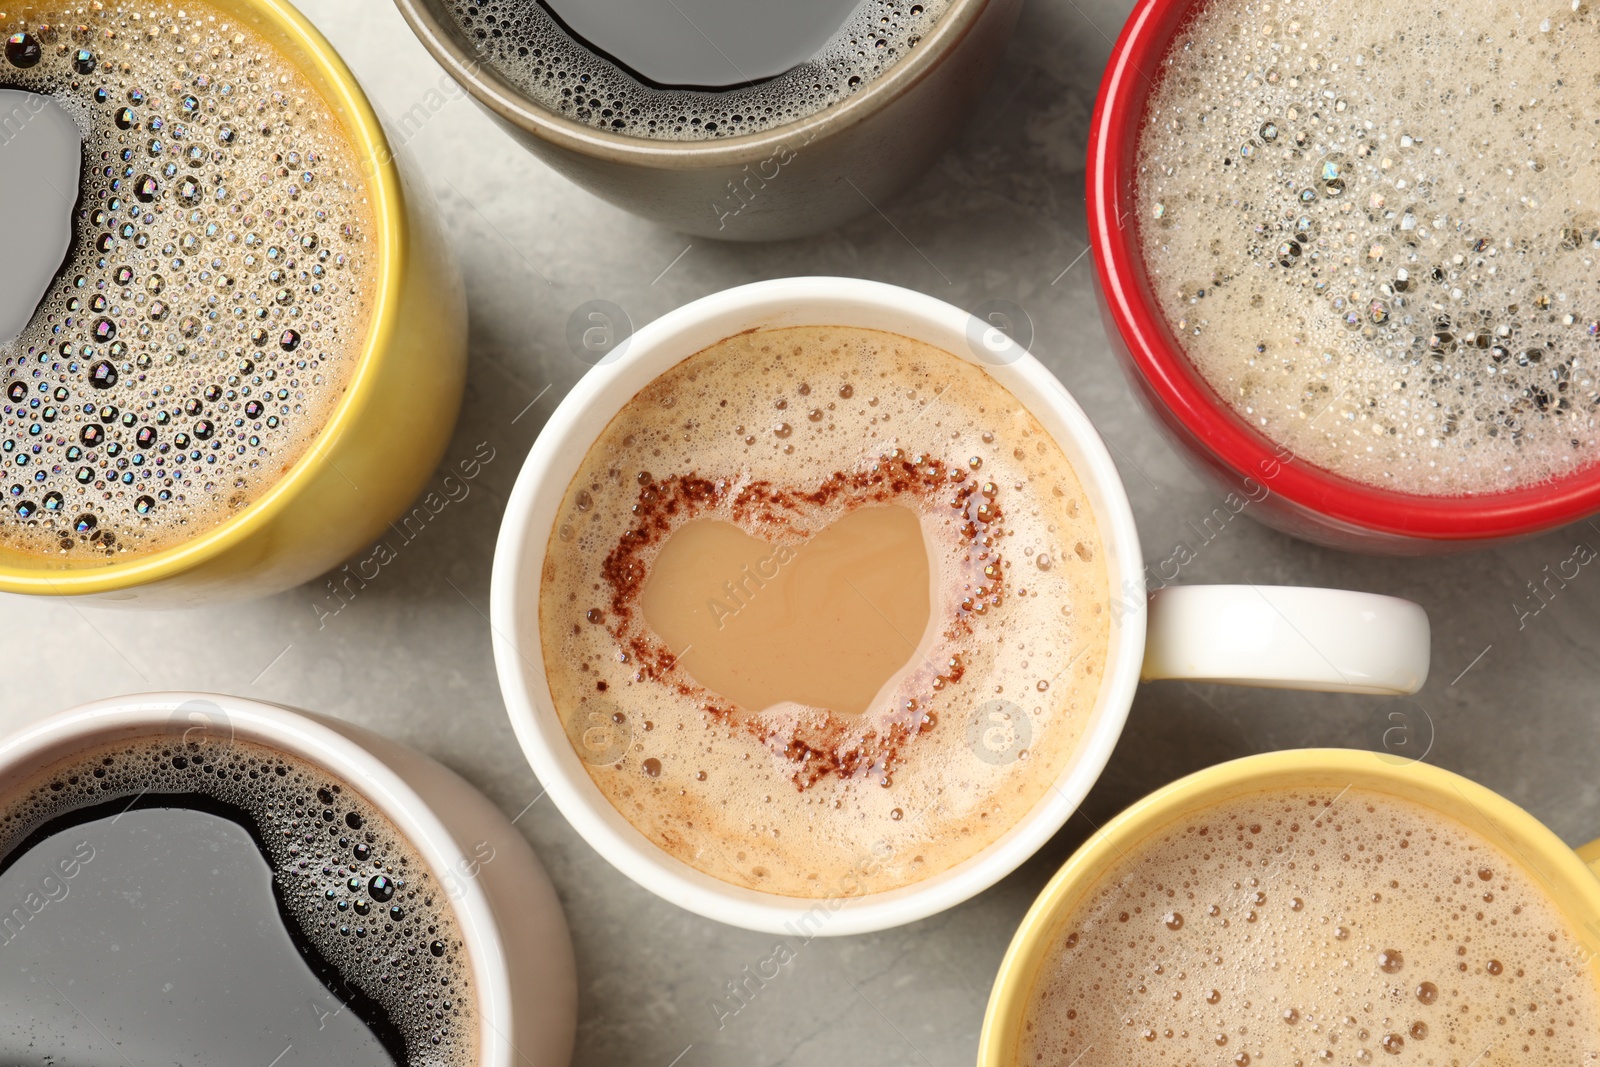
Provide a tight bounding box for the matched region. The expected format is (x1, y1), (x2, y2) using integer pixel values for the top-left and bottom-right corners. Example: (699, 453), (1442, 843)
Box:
(1087, 0), (1600, 554)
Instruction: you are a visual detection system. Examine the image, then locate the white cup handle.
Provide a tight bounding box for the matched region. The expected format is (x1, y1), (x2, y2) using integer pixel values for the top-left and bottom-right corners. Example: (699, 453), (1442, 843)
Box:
(1141, 585), (1430, 695)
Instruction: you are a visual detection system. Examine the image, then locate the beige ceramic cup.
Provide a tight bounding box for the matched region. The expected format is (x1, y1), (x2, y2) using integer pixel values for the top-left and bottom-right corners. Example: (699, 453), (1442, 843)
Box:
(390, 0), (1022, 240)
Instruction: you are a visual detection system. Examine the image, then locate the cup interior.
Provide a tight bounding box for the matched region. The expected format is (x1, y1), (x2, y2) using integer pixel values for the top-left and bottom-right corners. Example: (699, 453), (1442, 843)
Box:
(0, 693), (514, 1067)
(391, 0), (989, 159)
(491, 277), (1149, 934)
(978, 748), (1600, 1064)
(0, 0), (405, 590)
(1089, 0), (1600, 542)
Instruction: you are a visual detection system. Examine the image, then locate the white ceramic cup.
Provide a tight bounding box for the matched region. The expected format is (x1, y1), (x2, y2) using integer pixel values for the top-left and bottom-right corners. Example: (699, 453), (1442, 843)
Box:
(490, 277), (1432, 935)
(0, 693), (576, 1067)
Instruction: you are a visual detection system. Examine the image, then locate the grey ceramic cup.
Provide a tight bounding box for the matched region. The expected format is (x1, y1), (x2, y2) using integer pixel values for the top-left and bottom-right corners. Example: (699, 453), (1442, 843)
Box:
(390, 0), (1021, 240)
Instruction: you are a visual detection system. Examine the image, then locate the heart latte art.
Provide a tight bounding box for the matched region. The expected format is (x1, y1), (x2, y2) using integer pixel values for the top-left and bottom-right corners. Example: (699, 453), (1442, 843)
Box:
(538, 326), (1111, 897)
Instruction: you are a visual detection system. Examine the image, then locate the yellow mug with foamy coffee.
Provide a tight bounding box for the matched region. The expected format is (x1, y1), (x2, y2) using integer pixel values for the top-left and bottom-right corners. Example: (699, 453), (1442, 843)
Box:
(979, 749), (1600, 1066)
(0, 0), (464, 605)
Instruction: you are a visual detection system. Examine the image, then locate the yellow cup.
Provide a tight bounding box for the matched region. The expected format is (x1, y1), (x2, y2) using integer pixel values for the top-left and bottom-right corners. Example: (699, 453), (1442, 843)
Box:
(0, 0), (466, 606)
(978, 748), (1600, 1065)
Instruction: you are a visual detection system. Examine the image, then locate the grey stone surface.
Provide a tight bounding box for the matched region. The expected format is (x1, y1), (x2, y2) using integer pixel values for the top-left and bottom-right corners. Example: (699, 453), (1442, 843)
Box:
(3, 0), (1598, 1064)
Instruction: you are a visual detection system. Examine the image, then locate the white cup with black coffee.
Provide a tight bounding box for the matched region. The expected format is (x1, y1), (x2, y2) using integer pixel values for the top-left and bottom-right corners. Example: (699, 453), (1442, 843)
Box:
(0, 693), (576, 1067)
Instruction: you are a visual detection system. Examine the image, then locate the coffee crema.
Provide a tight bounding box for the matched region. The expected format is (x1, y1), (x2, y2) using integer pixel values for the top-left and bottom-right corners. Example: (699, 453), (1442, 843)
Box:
(1020, 786), (1600, 1066)
(440, 0), (952, 141)
(0, 731), (476, 1066)
(0, 0), (376, 559)
(538, 326), (1110, 897)
(1136, 0), (1600, 495)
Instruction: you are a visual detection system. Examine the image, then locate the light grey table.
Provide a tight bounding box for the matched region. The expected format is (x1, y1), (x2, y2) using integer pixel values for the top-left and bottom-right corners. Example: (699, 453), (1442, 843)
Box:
(4, 1), (1597, 1064)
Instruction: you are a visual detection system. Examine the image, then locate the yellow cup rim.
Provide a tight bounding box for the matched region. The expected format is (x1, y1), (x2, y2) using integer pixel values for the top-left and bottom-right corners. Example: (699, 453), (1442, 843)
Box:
(978, 748), (1600, 1066)
(0, 0), (404, 596)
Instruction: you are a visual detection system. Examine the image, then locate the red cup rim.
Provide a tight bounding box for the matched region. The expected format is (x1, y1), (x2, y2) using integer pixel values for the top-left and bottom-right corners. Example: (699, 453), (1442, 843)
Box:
(1087, 0), (1600, 543)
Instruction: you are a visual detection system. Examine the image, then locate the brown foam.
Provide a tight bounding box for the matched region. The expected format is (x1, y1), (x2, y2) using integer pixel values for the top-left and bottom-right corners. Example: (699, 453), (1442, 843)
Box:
(537, 325), (1111, 897)
(1021, 786), (1600, 1066)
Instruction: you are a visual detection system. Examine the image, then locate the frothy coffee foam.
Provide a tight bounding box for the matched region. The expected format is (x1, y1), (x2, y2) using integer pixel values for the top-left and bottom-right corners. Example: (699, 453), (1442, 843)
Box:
(1136, 0), (1600, 495)
(440, 0), (951, 141)
(1021, 786), (1600, 1066)
(538, 326), (1110, 898)
(0, 732), (477, 1066)
(0, 0), (375, 559)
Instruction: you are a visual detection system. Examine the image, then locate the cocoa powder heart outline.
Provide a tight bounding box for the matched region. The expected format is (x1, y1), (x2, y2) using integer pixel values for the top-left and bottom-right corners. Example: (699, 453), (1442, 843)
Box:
(595, 453), (1007, 787)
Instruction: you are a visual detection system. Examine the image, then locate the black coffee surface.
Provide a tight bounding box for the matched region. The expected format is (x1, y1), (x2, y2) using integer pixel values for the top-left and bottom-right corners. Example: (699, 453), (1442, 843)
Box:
(0, 90), (80, 344)
(0, 804), (395, 1065)
(542, 0), (862, 87)
(0, 732), (476, 1066)
(441, 0), (950, 140)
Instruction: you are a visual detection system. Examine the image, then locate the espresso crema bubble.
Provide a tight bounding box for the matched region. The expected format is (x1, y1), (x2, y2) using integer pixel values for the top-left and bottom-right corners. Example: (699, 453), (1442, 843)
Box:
(538, 327), (1111, 897)
(0, 733), (476, 1066)
(0, 1), (375, 559)
(1136, 0), (1600, 495)
(1021, 787), (1600, 1066)
(440, 0), (951, 140)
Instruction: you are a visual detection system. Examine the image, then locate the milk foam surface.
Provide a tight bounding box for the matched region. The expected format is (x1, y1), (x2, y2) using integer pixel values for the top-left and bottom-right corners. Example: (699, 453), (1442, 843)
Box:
(0, 1), (376, 559)
(1136, 0), (1600, 495)
(440, 0), (952, 141)
(0, 733), (477, 1066)
(1021, 786), (1600, 1066)
(538, 326), (1110, 897)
